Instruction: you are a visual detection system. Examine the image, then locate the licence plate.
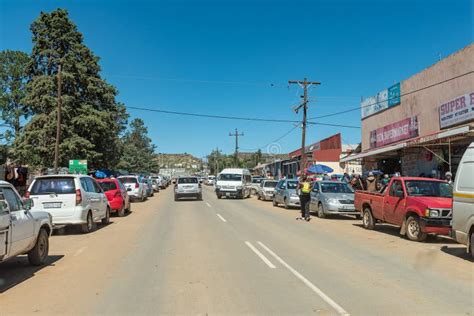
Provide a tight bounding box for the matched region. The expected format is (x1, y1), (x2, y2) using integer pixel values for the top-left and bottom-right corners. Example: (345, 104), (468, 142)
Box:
(43, 202), (62, 209)
(342, 205), (354, 210)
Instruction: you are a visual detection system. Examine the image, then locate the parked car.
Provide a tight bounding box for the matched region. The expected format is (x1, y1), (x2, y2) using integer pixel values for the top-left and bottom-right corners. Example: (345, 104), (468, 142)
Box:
(144, 178), (154, 197)
(309, 181), (359, 218)
(355, 177), (452, 241)
(27, 175), (110, 233)
(207, 175), (216, 186)
(118, 175), (146, 202)
(273, 179), (299, 209)
(151, 175), (165, 189)
(97, 178), (131, 217)
(174, 176), (202, 201)
(0, 181), (52, 266)
(215, 168), (251, 199)
(257, 179), (278, 201)
(451, 142), (474, 258)
(249, 177), (265, 195)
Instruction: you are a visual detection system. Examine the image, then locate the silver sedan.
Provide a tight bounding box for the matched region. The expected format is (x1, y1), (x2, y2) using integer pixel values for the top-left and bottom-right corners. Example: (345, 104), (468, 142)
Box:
(309, 181), (360, 218)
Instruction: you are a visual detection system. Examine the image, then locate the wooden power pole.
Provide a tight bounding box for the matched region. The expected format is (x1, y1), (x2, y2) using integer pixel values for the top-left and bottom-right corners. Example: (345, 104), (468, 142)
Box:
(288, 78), (321, 173)
(54, 64), (62, 173)
(229, 128), (244, 167)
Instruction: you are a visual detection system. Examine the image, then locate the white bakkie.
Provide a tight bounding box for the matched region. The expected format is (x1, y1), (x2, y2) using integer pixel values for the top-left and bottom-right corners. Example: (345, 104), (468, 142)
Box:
(0, 181), (52, 266)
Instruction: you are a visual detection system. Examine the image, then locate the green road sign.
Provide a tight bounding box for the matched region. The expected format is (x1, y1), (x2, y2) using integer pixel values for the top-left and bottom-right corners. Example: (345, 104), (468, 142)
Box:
(69, 159), (87, 174)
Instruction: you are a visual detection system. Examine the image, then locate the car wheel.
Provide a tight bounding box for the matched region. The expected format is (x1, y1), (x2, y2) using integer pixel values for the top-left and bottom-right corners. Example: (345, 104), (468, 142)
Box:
(28, 228), (49, 266)
(470, 231), (474, 259)
(117, 203), (125, 217)
(284, 198), (289, 209)
(272, 198), (278, 207)
(406, 216), (427, 242)
(126, 201), (131, 213)
(362, 207), (375, 230)
(174, 195), (178, 201)
(81, 211), (94, 234)
(217, 194), (222, 199)
(102, 207), (110, 225)
(198, 194), (203, 201)
(317, 203), (326, 218)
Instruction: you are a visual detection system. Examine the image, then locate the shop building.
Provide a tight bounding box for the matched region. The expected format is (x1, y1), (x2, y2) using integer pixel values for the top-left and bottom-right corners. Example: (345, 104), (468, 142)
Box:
(341, 43), (474, 178)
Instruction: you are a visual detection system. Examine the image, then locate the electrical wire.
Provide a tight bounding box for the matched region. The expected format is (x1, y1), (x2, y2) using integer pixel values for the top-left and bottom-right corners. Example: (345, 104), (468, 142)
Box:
(309, 70), (474, 120)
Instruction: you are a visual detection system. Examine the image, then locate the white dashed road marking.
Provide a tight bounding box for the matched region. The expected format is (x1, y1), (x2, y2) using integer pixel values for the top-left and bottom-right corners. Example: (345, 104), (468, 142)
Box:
(216, 213), (227, 222)
(245, 241), (276, 269)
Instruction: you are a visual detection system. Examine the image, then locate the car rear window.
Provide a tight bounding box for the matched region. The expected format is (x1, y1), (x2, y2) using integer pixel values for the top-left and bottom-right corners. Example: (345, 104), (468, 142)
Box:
(99, 181), (117, 192)
(178, 177), (198, 184)
(119, 177), (138, 184)
(31, 177), (76, 195)
(264, 181), (278, 188)
(287, 181), (298, 189)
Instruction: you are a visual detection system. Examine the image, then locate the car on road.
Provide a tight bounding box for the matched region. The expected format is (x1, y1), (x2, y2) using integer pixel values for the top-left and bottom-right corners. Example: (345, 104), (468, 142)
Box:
(249, 177), (265, 195)
(27, 175), (110, 234)
(215, 168), (251, 199)
(309, 181), (358, 218)
(174, 176), (202, 201)
(97, 178), (131, 217)
(144, 178), (154, 197)
(0, 181), (52, 266)
(118, 175), (146, 202)
(355, 176), (453, 241)
(273, 179), (299, 209)
(257, 179), (278, 201)
(451, 142), (474, 258)
(206, 175), (216, 186)
(151, 175), (165, 190)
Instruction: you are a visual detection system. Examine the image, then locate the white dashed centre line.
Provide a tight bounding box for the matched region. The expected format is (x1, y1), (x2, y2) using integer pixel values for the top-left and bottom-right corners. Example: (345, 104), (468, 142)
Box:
(257, 241), (349, 315)
(245, 241), (276, 269)
(206, 202), (212, 208)
(216, 213), (227, 222)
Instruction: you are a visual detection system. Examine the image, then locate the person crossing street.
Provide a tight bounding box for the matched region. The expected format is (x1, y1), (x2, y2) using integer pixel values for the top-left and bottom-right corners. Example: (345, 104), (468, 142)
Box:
(297, 173), (312, 221)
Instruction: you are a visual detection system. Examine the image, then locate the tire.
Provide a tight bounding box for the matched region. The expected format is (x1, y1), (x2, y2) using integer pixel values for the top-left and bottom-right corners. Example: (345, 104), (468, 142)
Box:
(362, 207), (375, 230)
(406, 216), (427, 242)
(117, 203), (125, 217)
(28, 228), (49, 266)
(284, 198), (289, 209)
(81, 211), (94, 234)
(126, 202), (131, 213)
(101, 207), (110, 225)
(217, 194), (222, 199)
(197, 194), (203, 201)
(272, 198), (278, 207)
(318, 203), (326, 218)
(470, 232), (474, 259)
(174, 195), (178, 201)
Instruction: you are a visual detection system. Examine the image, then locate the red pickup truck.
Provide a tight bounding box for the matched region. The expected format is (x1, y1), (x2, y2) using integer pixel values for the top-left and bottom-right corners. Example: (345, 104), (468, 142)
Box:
(354, 177), (452, 241)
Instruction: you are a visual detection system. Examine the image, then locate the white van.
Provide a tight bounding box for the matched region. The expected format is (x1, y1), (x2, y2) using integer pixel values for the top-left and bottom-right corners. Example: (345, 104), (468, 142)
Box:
(451, 142), (474, 258)
(215, 168), (251, 199)
(27, 175), (110, 233)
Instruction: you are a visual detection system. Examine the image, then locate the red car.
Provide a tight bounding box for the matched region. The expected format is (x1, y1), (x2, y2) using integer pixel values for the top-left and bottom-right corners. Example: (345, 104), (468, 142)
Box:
(97, 178), (131, 217)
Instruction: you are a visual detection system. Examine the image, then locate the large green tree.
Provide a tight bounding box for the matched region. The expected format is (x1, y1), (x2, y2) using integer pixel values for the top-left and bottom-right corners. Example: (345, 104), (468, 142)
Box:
(13, 9), (128, 168)
(117, 118), (158, 173)
(0, 50), (31, 143)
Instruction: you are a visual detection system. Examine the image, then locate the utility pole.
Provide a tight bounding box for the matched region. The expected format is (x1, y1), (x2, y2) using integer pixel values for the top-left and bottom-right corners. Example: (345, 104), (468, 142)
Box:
(288, 78), (321, 173)
(229, 128), (244, 167)
(54, 63), (62, 173)
(214, 147), (221, 175)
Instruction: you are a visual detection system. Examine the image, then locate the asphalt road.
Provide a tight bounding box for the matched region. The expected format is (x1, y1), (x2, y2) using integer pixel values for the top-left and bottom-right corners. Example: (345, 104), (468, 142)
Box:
(1, 185), (473, 315)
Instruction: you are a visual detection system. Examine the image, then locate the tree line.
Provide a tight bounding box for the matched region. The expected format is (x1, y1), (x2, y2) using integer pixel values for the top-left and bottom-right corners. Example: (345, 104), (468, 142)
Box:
(0, 9), (157, 173)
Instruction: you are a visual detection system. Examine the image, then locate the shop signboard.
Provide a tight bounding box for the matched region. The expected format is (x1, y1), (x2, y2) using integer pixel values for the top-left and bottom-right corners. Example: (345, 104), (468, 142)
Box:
(369, 116), (419, 149)
(69, 160), (87, 174)
(361, 82), (401, 119)
(439, 92), (474, 129)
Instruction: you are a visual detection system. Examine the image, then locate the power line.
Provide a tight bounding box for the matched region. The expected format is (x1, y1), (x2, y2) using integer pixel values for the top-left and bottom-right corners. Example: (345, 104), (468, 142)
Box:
(309, 70), (474, 120)
(126, 105), (360, 128)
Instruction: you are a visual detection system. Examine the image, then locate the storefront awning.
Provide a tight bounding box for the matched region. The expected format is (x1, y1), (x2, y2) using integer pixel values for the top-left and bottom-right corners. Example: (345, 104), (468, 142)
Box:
(341, 124), (473, 163)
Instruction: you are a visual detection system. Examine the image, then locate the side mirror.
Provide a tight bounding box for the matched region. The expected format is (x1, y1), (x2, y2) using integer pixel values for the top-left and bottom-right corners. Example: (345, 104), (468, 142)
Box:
(395, 190), (404, 198)
(127, 187), (132, 192)
(23, 198), (34, 210)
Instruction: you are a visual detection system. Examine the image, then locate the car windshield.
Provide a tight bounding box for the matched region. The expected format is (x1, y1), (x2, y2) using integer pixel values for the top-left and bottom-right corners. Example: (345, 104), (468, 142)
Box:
(264, 181), (278, 188)
(218, 174), (242, 181)
(99, 181), (117, 192)
(119, 177), (138, 184)
(287, 181), (298, 189)
(320, 182), (354, 193)
(178, 177), (198, 184)
(31, 177), (76, 195)
(252, 178), (263, 183)
(405, 180), (453, 197)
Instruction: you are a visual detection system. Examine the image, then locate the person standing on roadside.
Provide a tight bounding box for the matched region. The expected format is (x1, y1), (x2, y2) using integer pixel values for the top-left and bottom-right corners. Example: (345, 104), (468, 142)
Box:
(365, 172), (378, 192)
(445, 171), (453, 185)
(351, 174), (365, 190)
(297, 173), (312, 221)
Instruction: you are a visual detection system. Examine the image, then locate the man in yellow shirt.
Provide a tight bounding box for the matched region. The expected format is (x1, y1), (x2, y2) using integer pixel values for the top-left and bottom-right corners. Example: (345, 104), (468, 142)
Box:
(298, 173), (312, 221)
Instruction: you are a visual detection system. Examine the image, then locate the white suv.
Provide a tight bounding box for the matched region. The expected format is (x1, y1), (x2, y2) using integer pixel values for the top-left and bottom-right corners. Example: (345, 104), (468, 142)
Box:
(174, 176), (202, 201)
(27, 175), (110, 233)
(118, 175), (146, 202)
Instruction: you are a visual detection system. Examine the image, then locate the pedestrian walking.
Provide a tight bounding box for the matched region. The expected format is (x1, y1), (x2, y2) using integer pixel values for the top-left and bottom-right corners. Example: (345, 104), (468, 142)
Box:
(297, 173), (312, 221)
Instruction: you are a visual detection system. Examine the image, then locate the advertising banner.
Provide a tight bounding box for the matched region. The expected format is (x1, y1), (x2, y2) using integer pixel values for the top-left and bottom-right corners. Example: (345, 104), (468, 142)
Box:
(369, 116), (419, 149)
(361, 82), (401, 119)
(439, 92), (474, 128)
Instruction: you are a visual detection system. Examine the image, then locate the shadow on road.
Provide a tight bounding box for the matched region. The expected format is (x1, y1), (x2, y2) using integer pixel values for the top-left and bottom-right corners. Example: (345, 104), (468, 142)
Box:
(53, 221), (115, 236)
(0, 255), (64, 293)
(440, 246), (474, 262)
(309, 213), (358, 221)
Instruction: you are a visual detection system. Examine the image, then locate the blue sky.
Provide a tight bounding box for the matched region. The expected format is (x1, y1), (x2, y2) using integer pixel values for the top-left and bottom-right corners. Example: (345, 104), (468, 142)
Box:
(1, 0), (472, 158)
